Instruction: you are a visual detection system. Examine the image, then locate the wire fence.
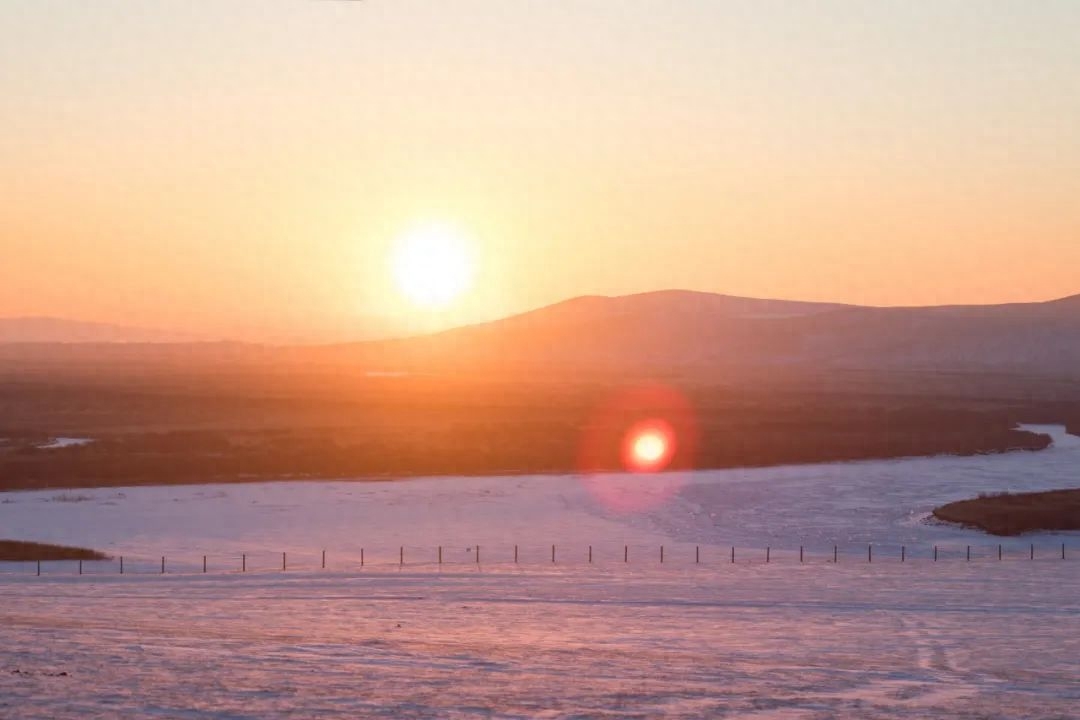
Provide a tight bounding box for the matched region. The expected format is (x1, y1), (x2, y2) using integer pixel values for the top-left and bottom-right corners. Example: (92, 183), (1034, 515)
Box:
(2, 541), (1077, 577)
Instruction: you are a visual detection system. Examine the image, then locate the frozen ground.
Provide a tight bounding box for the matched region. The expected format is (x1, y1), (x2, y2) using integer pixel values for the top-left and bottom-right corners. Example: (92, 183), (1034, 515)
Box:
(2, 563), (1078, 719)
(0, 425), (1078, 717)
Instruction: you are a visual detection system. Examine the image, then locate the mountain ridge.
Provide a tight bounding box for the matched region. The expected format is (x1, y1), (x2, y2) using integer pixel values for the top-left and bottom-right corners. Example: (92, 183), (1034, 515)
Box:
(5, 290), (1077, 346)
(3, 290), (1079, 381)
(332, 289), (1080, 379)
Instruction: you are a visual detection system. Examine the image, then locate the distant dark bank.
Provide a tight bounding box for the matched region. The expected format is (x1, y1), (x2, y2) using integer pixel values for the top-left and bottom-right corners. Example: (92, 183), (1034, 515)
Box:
(0, 371), (1063, 493)
(0, 540), (108, 562)
(933, 489), (1080, 536)
(0, 423), (1052, 493)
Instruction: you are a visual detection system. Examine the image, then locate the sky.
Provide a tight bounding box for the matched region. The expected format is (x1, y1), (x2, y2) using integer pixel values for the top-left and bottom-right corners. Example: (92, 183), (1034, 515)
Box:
(2, 1), (1079, 343)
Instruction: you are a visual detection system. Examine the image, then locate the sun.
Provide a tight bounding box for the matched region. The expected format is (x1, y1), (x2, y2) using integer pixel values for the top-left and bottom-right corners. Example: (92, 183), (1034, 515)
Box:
(391, 223), (475, 309)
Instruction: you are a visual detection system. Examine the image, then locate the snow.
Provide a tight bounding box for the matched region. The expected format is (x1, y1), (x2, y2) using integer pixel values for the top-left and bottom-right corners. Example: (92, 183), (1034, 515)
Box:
(36, 437), (95, 449)
(0, 424), (1078, 717)
(2, 564), (1078, 718)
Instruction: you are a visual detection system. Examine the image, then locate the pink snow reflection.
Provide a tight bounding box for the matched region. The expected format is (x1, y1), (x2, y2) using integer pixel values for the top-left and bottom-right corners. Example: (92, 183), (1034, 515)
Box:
(582, 471), (687, 513)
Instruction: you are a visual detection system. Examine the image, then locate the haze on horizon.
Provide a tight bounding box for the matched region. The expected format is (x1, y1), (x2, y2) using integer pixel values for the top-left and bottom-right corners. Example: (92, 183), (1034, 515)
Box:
(2, 1), (1079, 343)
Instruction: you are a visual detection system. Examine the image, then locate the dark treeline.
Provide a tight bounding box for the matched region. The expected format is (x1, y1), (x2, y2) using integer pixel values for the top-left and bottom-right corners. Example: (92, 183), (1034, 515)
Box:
(0, 371), (1063, 491)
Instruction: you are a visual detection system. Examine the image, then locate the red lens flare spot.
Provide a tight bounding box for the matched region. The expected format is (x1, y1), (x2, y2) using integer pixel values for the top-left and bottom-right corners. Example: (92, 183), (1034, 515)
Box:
(577, 383), (700, 514)
(633, 433), (665, 464)
(623, 420), (676, 473)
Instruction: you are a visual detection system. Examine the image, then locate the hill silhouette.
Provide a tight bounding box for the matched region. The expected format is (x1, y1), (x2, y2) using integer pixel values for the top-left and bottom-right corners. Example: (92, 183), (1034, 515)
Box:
(4, 291), (1080, 385)
(330, 290), (1080, 380)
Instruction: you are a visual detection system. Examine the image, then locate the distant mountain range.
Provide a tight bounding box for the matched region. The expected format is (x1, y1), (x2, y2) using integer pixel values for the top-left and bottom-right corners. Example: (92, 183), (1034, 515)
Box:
(0, 315), (403, 345)
(4, 290), (1080, 381)
(334, 290), (1080, 380)
(0, 317), (206, 344)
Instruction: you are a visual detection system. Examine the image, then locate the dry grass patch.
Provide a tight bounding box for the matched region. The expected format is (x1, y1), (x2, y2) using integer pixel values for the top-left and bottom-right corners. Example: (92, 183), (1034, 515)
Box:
(0, 539), (108, 562)
(933, 489), (1080, 536)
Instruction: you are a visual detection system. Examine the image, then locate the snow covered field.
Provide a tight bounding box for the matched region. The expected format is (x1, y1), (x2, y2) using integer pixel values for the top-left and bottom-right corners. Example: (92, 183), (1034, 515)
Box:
(1, 425), (1078, 717)
(3, 564), (1078, 718)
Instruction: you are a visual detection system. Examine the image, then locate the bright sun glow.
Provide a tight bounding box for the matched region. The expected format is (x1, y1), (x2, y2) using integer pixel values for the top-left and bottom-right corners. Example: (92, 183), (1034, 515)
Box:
(632, 432), (667, 465)
(623, 419), (677, 473)
(392, 223), (475, 309)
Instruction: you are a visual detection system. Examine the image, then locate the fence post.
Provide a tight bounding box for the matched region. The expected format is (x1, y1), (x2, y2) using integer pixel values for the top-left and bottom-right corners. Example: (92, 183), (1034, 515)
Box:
(731, 546), (735, 564)
(161, 556), (165, 574)
(766, 547), (770, 563)
(438, 546), (442, 565)
(868, 545), (872, 563)
(36, 560), (40, 577)
(660, 545), (664, 564)
(514, 545), (518, 564)
(477, 545), (480, 565)
(967, 546), (971, 562)
(399, 546), (403, 567)
(800, 546), (803, 563)
(120, 556), (124, 574)
(833, 545), (838, 563)
(242, 554), (246, 572)
(552, 544), (556, 564)
(1030, 544), (1034, 561)
(624, 545), (628, 563)
(589, 545), (592, 564)
(203, 555), (207, 573)
(934, 546), (938, 562)
(322, 550), (326, 570)
(282, 552), (286, 572)
(1063, 543), (1066, 560)
(901, 546), (905, 563)
(696, 546), (700, 564)
(998, 544), (1002, 561)
(361, 548), (364, 567)
(79, 559), (83, 575)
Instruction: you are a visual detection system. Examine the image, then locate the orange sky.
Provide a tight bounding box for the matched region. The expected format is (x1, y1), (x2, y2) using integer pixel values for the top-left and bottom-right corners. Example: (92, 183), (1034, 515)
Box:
(2, 2), (1079, 342)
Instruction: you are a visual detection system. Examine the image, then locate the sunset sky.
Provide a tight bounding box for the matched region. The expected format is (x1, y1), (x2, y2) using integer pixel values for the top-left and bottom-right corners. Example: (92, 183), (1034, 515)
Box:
(2, 1), (1079, 342)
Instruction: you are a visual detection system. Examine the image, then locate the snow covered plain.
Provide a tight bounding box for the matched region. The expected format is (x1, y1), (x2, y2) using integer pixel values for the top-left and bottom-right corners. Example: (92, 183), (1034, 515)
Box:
(1, 425), (1078, 717)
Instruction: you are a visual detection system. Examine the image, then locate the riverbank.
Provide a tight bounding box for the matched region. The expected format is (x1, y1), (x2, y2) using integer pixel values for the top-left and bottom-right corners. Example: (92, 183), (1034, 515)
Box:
(933, 489), (1080, 536)
(0, 426), (1052, 493)
(0, 371), (1062, 492)
(0, 410), (1055, 493)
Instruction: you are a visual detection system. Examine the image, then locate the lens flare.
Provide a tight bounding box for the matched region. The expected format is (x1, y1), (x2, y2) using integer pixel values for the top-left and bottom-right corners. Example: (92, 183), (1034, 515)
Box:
(633, 433), (666, 464)
(623, 420), (676, 473)
(577, 383), (700, 513)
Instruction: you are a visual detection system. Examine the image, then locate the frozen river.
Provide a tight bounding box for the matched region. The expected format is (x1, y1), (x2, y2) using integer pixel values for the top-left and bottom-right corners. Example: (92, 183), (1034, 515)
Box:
(0, 425), (1076, 571)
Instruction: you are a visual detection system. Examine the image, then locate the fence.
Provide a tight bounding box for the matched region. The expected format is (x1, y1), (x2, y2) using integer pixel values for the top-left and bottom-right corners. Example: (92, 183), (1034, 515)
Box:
(3, 541), (1077, 577)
